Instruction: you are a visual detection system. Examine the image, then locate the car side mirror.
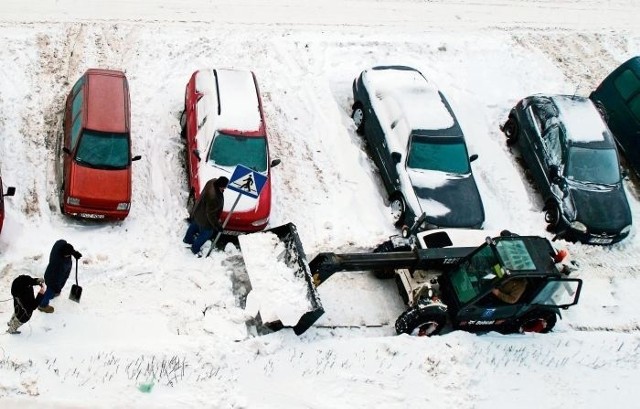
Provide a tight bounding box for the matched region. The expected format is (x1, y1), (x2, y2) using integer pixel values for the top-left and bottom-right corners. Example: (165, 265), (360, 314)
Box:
(63, 147), (71, 155)
(193, 149), (201, 162)
(271, 158), (281, 168)
(553, 176), (568, 198)
(469, 154), (478, 162)
(621, 167), (628, 179)
(391, 152), (402, 164)
(5, 186), (15, 197)
(132, 155), (142, 162)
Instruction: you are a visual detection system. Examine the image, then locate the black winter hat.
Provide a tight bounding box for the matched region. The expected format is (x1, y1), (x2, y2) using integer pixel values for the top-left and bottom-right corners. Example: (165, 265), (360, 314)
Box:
(61, 242), (75, 256)
(214, 177), (229, 188)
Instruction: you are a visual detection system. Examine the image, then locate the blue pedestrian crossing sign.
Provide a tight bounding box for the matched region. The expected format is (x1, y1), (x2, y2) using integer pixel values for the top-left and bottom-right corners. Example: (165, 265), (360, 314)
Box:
(227, 164), (267, 199)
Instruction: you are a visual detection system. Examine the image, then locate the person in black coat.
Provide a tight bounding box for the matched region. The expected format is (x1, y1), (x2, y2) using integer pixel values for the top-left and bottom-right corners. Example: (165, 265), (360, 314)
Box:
(38, 239), (82, 313)
(183, 177), (228, 255)
(7, 275), (46, 334)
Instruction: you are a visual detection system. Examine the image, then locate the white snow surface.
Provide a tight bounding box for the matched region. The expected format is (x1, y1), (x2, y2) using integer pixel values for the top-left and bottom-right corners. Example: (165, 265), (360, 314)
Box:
(1, 1), (640, 408)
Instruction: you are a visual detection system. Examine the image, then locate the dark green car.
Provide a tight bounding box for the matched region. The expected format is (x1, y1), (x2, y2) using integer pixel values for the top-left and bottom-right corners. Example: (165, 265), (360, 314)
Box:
(590, 56), (640, 177)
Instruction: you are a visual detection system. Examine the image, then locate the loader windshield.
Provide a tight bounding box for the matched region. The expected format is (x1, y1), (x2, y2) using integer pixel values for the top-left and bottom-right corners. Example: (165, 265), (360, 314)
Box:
(449, 244), (503, 304)
(495, 240), (536, 271)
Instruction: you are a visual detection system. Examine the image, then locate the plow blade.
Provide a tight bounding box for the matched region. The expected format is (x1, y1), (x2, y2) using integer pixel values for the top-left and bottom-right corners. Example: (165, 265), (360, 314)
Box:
(239, 223), (324, 335)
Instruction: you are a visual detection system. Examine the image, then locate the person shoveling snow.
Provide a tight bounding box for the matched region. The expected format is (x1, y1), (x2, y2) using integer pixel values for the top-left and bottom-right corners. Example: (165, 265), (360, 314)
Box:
(7, 275), (46, 334)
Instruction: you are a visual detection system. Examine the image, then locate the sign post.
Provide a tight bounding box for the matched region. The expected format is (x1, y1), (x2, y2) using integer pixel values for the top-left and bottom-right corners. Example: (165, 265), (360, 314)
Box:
(207, 164), (267, 256)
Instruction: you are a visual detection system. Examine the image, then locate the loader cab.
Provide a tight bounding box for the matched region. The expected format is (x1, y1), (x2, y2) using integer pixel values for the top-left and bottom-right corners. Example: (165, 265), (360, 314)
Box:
(440, 236), (582, 333)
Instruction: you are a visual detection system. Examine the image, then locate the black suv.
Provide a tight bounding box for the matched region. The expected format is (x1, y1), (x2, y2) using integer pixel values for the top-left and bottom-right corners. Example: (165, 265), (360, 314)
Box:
(502, 94), (632, 245)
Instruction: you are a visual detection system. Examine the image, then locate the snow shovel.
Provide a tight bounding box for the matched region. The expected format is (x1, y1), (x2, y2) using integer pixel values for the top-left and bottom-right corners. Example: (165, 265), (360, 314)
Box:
(69, 260), (82, 303)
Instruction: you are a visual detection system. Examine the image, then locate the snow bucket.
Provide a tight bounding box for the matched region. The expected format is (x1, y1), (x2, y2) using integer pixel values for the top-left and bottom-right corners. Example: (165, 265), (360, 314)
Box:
(239, 223), (324, 335)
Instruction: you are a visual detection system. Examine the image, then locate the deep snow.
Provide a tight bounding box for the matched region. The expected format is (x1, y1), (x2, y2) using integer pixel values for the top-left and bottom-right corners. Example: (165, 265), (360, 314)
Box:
(1, 1), (640, 408)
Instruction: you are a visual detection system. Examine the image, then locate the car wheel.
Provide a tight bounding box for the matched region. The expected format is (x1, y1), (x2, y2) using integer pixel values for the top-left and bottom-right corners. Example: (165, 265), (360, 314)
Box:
(352, 103), (365, 135)
(179, 110), (187, 139)
(187, 190), (195, 214)
(503, 117), (519, 144)
(58, 185), (66, 215)
(518, 310), (557, 334)
(389, 194), (406, 227)
(544, 202), (560, 228)
(395, 305), (448, 336)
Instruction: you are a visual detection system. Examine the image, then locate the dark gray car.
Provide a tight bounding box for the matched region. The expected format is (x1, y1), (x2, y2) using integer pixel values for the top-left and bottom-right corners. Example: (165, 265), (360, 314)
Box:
(502, 94), (632, 245)
(351, 66), (484, 230)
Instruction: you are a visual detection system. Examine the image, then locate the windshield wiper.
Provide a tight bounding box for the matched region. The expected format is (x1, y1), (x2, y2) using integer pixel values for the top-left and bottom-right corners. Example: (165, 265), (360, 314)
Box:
(569, 179), (614, 189)
(75, 157), (99, 168)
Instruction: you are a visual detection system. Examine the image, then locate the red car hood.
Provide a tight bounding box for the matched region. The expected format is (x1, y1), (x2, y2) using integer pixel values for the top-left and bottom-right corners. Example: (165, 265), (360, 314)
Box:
(69, 164), (131, 203)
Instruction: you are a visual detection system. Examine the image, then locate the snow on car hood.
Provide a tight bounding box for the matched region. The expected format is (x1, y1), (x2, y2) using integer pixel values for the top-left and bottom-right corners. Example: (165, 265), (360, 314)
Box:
(407, 168), (485, 228)
(405, 168), (451, 217)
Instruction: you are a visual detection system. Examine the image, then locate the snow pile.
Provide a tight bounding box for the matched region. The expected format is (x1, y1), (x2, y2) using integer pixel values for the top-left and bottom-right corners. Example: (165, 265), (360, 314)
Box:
(239, 231), (313, 326)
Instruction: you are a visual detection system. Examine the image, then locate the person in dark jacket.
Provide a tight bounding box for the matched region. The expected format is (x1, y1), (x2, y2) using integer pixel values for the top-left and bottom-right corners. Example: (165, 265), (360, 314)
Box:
(7, 275), (46, 334)
(183, 176), (228, 255)
(38, 240), (82, 313)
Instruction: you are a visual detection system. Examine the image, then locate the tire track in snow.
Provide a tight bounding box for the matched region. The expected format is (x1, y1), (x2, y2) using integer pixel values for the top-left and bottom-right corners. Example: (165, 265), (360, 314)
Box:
(266, 38), (405, 252)
(512, 32), (631, 93)
(24, 25), (85, 221)
(261, 39), (355, 252)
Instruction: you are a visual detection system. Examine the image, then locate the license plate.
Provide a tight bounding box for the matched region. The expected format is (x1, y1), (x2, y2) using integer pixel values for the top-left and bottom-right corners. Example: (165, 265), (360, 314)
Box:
(589, 237), (612, 244)
(223, 230), (243, 236)
(80, 213), (105, 219)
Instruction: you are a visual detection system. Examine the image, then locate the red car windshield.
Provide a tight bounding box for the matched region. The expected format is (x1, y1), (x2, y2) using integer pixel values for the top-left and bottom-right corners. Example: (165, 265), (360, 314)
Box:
(75, 131), (130, 170)
(209, 132), (267, 172)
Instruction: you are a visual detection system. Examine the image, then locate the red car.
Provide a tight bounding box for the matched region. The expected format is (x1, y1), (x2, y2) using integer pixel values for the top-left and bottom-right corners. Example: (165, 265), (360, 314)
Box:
(0, 174), (16, 234)
(180, 69), (280, 232)
(59, 69), (141, 220)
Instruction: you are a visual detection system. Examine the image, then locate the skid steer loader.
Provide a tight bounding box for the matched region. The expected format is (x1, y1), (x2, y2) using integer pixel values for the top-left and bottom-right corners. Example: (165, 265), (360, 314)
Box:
(238, 216), (582, 336)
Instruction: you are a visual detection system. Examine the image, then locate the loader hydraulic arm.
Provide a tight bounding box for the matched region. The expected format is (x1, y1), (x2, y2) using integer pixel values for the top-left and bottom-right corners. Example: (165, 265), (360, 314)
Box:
(310, 246), (477, 287)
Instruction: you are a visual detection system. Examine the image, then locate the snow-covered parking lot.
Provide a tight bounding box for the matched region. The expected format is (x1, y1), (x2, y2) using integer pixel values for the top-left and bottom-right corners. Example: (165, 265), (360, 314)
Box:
(1, 1), (640, 407)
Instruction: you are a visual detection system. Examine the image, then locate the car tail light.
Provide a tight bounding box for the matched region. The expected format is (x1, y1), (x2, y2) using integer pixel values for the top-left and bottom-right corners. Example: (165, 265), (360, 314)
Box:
(67, 197), (80, 206)
(116, 202), (130, 211)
